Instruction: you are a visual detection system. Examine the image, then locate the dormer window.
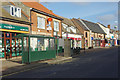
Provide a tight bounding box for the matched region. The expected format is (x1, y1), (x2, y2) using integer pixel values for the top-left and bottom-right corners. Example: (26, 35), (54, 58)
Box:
(70, 26), (76, 33)
(10, 5), (21, 18)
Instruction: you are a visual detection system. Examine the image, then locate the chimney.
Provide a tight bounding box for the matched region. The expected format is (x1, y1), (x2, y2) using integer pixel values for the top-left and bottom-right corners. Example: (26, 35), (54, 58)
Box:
(108, 25), (110, 29)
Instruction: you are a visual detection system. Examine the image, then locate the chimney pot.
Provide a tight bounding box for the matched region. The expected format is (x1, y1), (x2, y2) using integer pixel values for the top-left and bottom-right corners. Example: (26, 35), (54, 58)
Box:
(108, 25), (110, 29)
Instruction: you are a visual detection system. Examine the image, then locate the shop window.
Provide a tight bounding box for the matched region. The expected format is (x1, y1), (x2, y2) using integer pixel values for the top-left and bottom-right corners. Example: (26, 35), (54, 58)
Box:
(44, 39), (49, 50)
(50, 39), (55, 50)
(54, 21), (59, 31)
(23, 37), (28, 51)
(6, 33), (10, 38)
(30, 38), (37, 51)
(37, 38), (44, 51)
(0, 32), (2, 38)
(30, 38), (49, 51)
(37, 16), (45, 29)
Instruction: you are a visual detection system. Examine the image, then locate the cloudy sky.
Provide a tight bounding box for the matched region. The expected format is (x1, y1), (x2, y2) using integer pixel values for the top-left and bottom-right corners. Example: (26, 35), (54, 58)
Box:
(41, 2), (118, 30)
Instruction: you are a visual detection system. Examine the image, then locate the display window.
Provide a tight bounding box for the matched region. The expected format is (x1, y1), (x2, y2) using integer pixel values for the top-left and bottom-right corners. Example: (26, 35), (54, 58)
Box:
(30, 38), (51, 51)
(0, 32), (22, 58)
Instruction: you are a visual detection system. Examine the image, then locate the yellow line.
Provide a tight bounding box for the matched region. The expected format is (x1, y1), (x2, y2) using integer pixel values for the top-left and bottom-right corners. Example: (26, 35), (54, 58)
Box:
(0, 29), (29, 33)
(0, 64), (47, 78)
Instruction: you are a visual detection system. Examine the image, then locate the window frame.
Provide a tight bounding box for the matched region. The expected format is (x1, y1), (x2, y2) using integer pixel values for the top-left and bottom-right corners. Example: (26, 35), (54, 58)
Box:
(10, 5), (21, 18)
(54, 21), (59, 31)
(37, 16), (45, 29)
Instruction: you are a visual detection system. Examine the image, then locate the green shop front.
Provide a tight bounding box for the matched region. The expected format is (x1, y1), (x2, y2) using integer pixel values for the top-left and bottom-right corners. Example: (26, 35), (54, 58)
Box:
(15, 34), (56, 63)
(0, 23), (29, 58)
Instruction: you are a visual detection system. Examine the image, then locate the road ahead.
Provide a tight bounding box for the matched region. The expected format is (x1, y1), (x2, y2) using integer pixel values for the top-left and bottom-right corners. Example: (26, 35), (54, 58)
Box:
(4, 46), (119, 78)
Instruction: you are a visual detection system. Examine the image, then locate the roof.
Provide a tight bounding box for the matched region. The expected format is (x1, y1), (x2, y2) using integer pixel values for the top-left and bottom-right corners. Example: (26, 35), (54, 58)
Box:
(22, 2), (62, 20)
(1, 2), (30, 24)
(60, 16), (82, 35)
(81, 19), (106, 34)
(97, 22), (107, 28)
(72, 18), (89, 31)
(60, 16), (76, 27)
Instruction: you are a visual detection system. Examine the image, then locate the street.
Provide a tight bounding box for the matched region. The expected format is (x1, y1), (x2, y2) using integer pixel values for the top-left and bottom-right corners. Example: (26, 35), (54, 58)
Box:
(3, 46), (118, 78)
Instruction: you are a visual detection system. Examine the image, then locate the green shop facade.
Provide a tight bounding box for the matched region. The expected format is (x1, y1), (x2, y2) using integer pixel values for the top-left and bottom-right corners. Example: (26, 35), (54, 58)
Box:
(0, 19), (30, 59)
(15, 34), (56, 63)
(0, 20), (56, 63)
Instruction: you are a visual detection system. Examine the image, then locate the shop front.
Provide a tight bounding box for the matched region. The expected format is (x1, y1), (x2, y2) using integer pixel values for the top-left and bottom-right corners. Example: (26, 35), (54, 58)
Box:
(0, 23), (29, 58)
(67, 37), (81, 49)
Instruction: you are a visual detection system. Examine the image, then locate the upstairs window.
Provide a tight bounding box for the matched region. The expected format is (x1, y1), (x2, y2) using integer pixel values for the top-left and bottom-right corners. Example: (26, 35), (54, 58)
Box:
(85, 32), (88, 38)
(67, 27), (70, 32)
(70, 26), (76, 33)
(10, 5), (21, 18)
(54, 21), (59, 31)
(37, 16), (45, 29)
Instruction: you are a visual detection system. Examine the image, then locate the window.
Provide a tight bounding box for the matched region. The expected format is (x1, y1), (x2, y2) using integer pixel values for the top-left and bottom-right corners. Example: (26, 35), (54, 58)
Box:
(10, 6), (21, 18)
(85, 32), (88, 38)
(50, 39), (55, 50)
(67, 27), (70, 32)
(30, 38), (49, 51)
(62, 23), (67, 29)
(54, 21), (59, 31)
(70, 26), (76, 33)
(37, 16), (45, 29)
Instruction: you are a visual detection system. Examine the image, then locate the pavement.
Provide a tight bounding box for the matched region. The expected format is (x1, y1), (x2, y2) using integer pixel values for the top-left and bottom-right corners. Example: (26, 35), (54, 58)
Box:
(1, 56), (72, 77)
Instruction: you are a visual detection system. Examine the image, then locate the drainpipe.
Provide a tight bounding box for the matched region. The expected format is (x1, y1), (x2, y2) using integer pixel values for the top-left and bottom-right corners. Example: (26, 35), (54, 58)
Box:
(30, 8), (32, 34)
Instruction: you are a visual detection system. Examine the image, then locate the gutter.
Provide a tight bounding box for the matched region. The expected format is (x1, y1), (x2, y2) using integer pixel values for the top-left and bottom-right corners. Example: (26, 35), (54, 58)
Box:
(0, 17), (32, 25)
(31, 8), (63, 21)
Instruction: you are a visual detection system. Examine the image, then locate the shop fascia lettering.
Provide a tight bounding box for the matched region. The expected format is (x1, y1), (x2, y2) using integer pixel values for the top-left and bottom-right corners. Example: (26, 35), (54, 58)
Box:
(0, 23), (29, 31)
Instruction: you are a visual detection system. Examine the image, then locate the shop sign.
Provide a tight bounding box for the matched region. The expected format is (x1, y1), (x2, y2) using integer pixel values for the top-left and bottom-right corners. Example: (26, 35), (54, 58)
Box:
(48, 18), (52, 22)
(0, 23), (29, 32)
(67, 37), (81, 40)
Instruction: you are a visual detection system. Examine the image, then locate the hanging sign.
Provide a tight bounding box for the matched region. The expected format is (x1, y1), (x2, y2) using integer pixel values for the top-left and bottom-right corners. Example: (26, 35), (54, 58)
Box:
(48, 18), (52, 22)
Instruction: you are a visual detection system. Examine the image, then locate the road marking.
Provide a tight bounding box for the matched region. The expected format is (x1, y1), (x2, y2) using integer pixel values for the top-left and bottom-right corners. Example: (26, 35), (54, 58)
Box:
(0, 64), (48, 78)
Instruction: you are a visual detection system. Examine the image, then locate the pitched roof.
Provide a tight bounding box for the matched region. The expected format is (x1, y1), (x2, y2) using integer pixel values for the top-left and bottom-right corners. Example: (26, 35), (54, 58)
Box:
(60, 16), (82, 35)
(97, 22), (107, 28)
(72, 18), (89, 31)
(1, 2), (30, 24)
(60, 16), (76, 27)
(22, 2), (62, 20)
(81, 19), (106, 34)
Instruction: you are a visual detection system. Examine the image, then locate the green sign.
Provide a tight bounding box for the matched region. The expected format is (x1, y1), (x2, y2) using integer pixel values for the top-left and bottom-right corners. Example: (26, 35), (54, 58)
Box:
(0, 23), (29, 32)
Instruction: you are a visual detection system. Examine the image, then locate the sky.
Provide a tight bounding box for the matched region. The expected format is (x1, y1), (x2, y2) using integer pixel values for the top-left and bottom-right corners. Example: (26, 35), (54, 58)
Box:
(41, 2), (118, 30)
